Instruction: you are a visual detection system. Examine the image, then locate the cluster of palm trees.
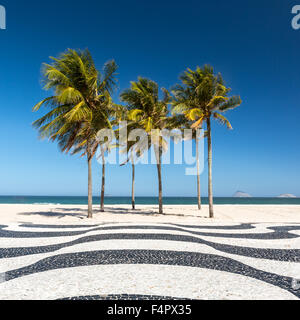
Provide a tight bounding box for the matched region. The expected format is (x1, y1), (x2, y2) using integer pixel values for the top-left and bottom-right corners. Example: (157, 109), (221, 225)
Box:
(33, 49), (241, 219)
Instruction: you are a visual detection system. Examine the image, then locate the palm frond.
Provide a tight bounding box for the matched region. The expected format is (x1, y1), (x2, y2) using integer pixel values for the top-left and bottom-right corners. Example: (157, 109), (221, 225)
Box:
(213, 113), (233, 129)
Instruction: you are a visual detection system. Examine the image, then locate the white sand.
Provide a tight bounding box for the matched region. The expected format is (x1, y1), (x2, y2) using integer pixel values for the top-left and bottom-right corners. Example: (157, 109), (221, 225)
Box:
(0, 204), (299, 224)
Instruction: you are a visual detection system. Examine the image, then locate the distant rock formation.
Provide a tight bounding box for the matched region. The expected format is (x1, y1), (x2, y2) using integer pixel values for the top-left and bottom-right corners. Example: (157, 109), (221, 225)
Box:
(277, 194), (297, 198)
(233, 191), (252, 198)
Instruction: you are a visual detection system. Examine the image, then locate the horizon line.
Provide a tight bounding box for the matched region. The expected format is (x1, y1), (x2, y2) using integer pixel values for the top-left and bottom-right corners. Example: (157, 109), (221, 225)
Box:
(0, 195), (298, 199)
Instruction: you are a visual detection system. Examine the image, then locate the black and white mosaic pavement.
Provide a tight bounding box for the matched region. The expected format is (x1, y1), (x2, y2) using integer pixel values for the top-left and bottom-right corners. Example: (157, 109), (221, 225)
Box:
(0, 222), (299, 300)
(61, 294), (189, 300)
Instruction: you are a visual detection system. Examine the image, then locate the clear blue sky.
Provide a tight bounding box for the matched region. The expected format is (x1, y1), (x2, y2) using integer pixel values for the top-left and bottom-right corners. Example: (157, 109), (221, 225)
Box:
(0, 0), (299, 197)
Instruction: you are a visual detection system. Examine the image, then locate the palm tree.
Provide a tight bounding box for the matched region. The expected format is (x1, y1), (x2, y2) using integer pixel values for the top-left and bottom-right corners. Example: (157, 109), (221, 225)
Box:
(119, 141), (137, 210)
(97, 137), (114, 212)
(32, 49), (117, 218)
(172, 65), (241, 218)
(120, 77), (171, 214)
(169, 112), (202, 210)
(131, 153), (136, 210)
(76, 108), (113, 214)
(120, 137), (144, 210)
(76, 70), (118, 214)
(99, 144), (106, 212)
(116, 106), (144, 211)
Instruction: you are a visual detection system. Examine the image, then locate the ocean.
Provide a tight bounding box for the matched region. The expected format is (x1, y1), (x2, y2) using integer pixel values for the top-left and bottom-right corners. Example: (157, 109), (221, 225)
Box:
(0, 196), (299, 205)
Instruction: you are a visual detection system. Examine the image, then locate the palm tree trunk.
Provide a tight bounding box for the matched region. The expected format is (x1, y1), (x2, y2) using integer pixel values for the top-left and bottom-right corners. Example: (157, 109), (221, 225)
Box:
(207, 117), (214, 218)
(196, 133), (201, 210)
(155, 145), (163, 214)
(87, 141), (93, 219)
(132, 159), (135, 210)
(100, 145), (105, 212)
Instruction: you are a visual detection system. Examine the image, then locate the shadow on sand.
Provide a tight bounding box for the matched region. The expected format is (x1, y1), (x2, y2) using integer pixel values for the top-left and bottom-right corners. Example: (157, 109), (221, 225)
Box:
(18, 206), (205, 219)
(19, 210), (87, 219)
(18, 207), (158, 220)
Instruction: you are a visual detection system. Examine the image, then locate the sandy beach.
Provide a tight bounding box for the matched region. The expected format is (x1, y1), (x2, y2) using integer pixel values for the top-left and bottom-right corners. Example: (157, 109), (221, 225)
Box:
(1, 204), (300, 224)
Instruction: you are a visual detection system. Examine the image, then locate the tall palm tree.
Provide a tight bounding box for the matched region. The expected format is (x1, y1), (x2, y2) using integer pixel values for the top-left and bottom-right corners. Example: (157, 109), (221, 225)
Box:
(169, 112), (202, 210)
(74, 105), (114, 213)
(97, 137), (114, 212)
(120, 77), (171, 214)
(172, 65), (241, 218)
(32, 49), (117, 218)
(131, 153), (136, 210)
(119, 141), (136, 210)
(116, 106), (144, 211)
(119, 136), (144, 210)
(75, 73), (118, 213)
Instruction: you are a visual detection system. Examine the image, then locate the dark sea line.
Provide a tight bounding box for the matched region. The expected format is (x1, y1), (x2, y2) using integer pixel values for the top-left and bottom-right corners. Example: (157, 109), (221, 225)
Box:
(0, 196), (300, 205)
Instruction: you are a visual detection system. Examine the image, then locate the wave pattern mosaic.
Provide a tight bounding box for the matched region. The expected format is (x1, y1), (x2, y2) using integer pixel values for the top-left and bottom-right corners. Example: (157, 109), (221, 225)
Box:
(0, 222), (300, 300)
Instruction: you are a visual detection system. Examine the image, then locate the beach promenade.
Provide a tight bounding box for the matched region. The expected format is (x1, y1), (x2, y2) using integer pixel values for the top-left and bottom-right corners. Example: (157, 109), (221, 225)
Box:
(0, 204), (299, 300)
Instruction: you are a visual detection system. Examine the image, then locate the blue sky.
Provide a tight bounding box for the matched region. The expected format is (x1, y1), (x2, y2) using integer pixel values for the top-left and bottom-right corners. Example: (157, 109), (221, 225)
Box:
(0, 0), (299, 197)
